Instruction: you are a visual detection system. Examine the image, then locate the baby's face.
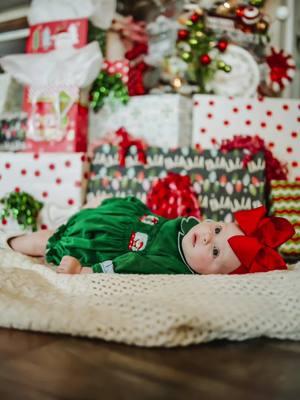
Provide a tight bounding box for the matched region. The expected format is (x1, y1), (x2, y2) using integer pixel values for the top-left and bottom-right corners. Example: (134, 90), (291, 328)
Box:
(181, 220), (244, 274)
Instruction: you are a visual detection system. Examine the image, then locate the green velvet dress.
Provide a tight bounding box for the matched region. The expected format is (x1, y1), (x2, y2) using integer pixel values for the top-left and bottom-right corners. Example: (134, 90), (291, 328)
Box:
(46, 196), (199, 274)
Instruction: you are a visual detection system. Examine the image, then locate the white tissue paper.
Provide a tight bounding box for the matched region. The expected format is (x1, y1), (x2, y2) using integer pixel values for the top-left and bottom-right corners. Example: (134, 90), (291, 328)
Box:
(0, 42), (102, 152)
(0, 41), (103, 88)
(28, 0), (116, 30)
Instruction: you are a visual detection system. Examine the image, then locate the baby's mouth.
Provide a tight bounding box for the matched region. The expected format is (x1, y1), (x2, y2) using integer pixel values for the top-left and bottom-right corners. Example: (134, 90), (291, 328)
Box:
(193, 233), (197, 247)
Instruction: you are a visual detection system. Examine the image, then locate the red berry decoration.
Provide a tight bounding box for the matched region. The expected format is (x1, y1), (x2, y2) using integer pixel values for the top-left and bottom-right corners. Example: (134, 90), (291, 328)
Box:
(200, 54), (211, 65)
(217, 40), (228, 52)
(177, 29), (189, 41)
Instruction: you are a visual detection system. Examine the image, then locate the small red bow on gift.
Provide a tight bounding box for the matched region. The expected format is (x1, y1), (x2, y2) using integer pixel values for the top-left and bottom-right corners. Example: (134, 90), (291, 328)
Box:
(115, 127), (147, 167)
(229, 206), (295, 274)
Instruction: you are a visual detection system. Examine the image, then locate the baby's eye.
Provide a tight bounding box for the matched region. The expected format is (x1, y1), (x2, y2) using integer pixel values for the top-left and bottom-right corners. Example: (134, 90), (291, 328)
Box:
(212, 246), (220, 258)
(215, 226), (222, 234)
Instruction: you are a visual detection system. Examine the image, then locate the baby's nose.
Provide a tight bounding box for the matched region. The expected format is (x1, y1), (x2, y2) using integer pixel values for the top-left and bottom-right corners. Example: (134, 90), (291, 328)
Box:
(202, 230), (212, 244)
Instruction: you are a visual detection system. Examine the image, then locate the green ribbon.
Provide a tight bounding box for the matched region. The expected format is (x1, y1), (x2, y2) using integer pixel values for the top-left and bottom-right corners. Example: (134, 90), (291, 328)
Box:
(0, 191), (43, 231)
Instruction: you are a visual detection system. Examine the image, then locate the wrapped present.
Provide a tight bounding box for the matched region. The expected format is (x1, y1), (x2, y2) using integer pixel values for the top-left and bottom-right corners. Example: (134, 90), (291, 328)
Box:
(0, 152), (90, 232)
(0, 113), (27, 151)
(89, 94), (192, 148)
(26, 18), (88, 53)
(192, 95), (300, 180)
(87, 145), (266, 222)
(0, 42), (103, 152)
(270, 180), (300, 263)
(23, 85), (89, 152)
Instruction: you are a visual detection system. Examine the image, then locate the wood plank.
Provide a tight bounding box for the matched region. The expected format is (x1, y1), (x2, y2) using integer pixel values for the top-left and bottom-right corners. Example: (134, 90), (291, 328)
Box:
(0, 328), (300, 400)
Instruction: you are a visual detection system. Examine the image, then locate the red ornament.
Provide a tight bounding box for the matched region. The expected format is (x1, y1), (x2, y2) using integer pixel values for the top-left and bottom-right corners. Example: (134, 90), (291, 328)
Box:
(265, 47), (296, 92)
(217, 40), (228, 52)
(190, 13), (201, 23)
(146, 172), (201, 219)
(177, 29), (189, 41)
(199, 54), (211, 65)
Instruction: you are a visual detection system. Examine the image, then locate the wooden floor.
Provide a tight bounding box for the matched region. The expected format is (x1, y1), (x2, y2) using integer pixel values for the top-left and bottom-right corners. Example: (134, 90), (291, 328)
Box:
(0, 328), (300, 400)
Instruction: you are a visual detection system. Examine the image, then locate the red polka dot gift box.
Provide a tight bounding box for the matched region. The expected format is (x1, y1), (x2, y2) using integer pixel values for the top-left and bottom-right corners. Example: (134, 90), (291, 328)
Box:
(89, 94), (192, 149)
(0, 152), (89, 233)
(192, 95), (300, 181)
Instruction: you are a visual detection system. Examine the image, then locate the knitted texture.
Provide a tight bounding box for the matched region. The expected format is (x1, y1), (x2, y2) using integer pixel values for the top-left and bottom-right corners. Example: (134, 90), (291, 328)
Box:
(0, 249), (300, 347)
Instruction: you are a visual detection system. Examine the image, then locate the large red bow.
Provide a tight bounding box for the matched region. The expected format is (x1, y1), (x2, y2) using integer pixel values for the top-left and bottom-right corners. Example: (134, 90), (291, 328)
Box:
(228, 206), (295, 274)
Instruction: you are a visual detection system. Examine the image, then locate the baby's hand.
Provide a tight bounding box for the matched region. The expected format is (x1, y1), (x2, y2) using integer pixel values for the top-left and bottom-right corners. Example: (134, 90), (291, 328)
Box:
(56, 256), (82, 274)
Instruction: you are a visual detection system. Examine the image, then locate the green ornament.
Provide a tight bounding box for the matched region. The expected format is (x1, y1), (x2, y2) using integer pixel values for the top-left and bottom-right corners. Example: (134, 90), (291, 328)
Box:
(181, 52), (193, 62)
(217, 61), (232, 73)
(188, 38), (199, 48)
(185, 20), (193, 27)
(195, 31), (205, 39)
(0, 191), (43, 231)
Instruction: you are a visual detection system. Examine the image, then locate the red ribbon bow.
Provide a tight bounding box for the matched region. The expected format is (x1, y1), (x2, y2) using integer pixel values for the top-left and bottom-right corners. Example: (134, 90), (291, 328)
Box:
(229, 206), (295, 274)
(115, 127), (147, 167)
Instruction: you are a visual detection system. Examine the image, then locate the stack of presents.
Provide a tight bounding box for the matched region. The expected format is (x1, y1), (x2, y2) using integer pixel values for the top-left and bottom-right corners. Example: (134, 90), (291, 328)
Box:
(0, 0), (299, 263)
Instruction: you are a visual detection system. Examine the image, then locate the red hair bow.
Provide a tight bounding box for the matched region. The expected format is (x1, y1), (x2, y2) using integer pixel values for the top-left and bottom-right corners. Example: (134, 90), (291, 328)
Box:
(228, 206), (295, 274)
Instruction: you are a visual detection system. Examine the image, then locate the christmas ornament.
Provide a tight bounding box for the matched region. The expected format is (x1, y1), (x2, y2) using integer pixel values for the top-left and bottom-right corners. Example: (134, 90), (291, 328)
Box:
(177, 29), (189, 41)
(0, 191), (43, 231)
(265, 47), (296, 93)
(209, 44), (260, 97)
(90, 71), (129, 112)
(235, 4), (269, 35)
(236, 5), (260, 26)
(176, 10), (231, 93)
(199, 54), (211, 65)
(146, 172), (201, 219)
(217, 39), (228, 52)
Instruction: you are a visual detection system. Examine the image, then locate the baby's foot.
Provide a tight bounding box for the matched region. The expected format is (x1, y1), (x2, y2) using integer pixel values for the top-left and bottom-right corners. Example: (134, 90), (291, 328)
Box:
(56, 256), (82, 274)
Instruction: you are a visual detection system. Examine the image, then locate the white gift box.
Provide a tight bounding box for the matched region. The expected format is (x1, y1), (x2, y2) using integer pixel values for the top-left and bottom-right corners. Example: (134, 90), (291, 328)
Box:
(0, 152), (89, 232)
(192, 95), (300, 181)
(89, 94), (192, 148)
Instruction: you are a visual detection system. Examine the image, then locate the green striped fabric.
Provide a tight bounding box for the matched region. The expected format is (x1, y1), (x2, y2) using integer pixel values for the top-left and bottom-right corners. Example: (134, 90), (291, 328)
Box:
(270, 181), (300, 262)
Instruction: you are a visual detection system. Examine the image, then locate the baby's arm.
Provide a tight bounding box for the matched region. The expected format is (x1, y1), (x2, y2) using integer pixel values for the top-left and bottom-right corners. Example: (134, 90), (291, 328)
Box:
(56, 256), (93, 274)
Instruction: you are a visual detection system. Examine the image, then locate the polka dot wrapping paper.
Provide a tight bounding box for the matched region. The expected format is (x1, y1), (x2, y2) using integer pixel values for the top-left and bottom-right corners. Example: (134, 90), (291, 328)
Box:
(0, 152), (90, 232)
(192, 95), (300, 181)
(89, 94), (192, 149)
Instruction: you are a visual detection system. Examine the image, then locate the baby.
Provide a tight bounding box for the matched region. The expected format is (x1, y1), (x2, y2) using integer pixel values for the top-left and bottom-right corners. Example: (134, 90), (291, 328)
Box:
(5, 196), (295, 275)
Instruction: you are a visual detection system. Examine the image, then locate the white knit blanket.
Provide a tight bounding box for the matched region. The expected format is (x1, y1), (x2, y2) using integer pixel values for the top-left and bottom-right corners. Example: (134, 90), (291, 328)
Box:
(0, 249), (300, 347)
